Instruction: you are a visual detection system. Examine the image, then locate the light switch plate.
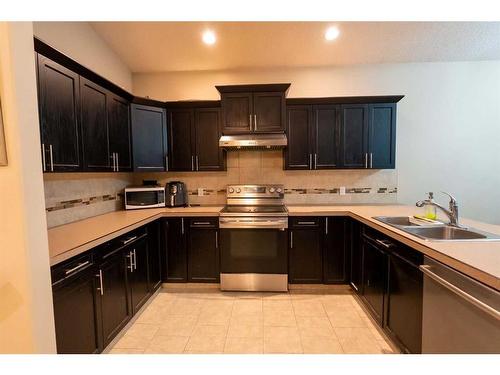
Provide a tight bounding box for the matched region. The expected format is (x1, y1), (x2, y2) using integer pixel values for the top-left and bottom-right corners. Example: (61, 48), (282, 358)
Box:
(339, 186), (346, 195)
(198, 188), (205, 196)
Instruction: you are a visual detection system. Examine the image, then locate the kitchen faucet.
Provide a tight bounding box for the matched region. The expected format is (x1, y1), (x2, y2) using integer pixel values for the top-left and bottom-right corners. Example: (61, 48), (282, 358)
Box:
(416, 191), (463, 228)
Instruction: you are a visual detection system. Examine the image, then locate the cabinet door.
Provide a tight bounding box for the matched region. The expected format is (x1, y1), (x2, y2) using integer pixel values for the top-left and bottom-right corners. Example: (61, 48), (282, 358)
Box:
(324, 217), (348, 284)
(80, 78), (111, 171)
(313, 105), (340, 169)
(221, 93), (253, 134)
(108, 94), (132, 171)
(98, 250), (132, 347)
(253, 92), (285, 133)
(169, 108), (195, 171)
(386, 251), (423, 353)
(339, 104), (369, 168)
(289, 218), (324, 283)
(195, 108), (225, 171)
(285, 105), (312, 170)
(147, 221), (162, 291)
(128, 237), (150, 314)
(362, 237), (388, 324)
(164, 218), (187, 282)
(368, 104), (396, 169)
(37, 54), (81, 172)
(52, 269), (100, 353)
(131, 104), (167, 172)
(349, 220), (363, 294)
(188, 219), (219, 282)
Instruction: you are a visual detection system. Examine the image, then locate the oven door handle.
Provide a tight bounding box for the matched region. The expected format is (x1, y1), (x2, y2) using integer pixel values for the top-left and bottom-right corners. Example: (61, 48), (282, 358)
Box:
(219, 219), (288, 230)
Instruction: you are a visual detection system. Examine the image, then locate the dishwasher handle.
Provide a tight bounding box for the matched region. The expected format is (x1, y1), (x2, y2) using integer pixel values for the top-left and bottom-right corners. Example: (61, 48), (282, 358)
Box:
(420, 264), (500, 321)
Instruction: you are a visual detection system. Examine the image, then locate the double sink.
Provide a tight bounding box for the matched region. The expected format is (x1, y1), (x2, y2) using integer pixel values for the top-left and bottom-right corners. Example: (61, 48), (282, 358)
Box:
(373, 216), (500, 242)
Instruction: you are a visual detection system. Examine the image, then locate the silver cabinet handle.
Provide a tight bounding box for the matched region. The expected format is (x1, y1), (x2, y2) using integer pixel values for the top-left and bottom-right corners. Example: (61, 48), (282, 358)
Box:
(370, 153), (373, 168)
(249, 114), (253, 131)
(364, 153), (368, 168)
(375, 239), (394, 248)
(298, 221), (316, 225)
(196, 155), (199, 171)
(49, 144), (54, 172)
(165, 155), (169, 171)
(181, 218), (184, 234)
(309, 154), (312, 169)
(96, 270), (104, 295)
(133, 249), (137, 270)
(325, 217), (328, 234)
(215, 231), (218, 249)
(126, 251), (134, 272)
(116, 153), (119, 172)
(110, 153), (115, 171)
(41, 144), (46, 172)
(122, 236), (137, 245)
(193, 221), (211, 225)
(420, 265), (500, 321)
(65, 260), (90, 275)
(254, 114), (257, 131)
(191, 155), (194, 171)
(290, 231), (293, 248)
(350, 282), (359, 292)
(314, 153), (317, 169)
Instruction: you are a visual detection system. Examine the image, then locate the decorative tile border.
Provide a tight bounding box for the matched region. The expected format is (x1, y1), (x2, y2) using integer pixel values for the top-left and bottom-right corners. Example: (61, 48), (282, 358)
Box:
(46, 193), (122, 212)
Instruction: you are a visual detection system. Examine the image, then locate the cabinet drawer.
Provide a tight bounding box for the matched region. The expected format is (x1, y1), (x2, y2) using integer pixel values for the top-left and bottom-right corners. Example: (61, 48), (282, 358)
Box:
(290, 217), (322, 228)
(189, 217), (218, 228)
(51, 253), (94, 286)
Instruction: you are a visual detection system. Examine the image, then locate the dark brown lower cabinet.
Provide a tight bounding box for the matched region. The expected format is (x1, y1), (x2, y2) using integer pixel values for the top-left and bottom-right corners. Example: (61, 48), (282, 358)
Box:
(147, 220), (163, 291)
(98, 248), (132, 348)
(127, 236), (150, 314)
(164, 218), (188, 282)
(188, 218), (220, 282)
(288, 217), (324, 283)
(323, 217), (348, 283)
(52, 264), (100, 354)
(349, 220), (363, 293)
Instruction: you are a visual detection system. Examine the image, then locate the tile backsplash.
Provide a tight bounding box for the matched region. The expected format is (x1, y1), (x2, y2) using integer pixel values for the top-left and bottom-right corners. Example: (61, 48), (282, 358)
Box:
(44, 151), (397, 228)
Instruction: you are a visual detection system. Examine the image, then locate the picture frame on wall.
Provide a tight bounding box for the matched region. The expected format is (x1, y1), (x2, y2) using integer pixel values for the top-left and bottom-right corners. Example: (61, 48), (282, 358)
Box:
(0, 98), (7, 166)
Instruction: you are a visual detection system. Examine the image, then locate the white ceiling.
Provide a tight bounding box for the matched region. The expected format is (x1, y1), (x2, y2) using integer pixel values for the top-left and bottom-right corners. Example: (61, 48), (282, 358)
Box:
(90, 22), (500, 73)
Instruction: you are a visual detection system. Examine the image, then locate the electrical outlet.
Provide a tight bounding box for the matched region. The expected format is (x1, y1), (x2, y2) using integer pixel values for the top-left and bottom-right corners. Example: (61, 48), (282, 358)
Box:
(339, 186), (346, 195)
(198, 188), (205, 196)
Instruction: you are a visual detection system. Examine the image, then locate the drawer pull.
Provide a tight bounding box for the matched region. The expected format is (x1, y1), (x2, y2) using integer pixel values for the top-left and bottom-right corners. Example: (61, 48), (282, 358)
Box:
(193, 221), (211, 225)
(375, 239), (394, 248)
(122, 236), (137, 245)
(297, 221), (316, 225)
(64, 261), (90, 275)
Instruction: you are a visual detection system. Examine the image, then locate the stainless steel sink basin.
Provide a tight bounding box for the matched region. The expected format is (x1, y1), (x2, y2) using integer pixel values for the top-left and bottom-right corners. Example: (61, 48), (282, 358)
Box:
(373, 216), (500, 242)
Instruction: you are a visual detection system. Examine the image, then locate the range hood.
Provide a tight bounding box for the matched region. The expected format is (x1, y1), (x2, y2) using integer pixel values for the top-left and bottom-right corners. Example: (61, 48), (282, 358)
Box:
(219, 134), (288, 150)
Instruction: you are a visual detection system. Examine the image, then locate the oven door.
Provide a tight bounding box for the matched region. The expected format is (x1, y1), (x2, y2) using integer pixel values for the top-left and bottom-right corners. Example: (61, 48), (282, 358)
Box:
(219, 218), (288, 275)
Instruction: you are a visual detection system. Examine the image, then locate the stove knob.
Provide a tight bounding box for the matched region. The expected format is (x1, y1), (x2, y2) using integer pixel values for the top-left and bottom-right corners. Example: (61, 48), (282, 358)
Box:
(229, 187), (234, 193)
(236, 188), (241, 193)
(276, 187), (282, 193)
(269, 187), (276, 193)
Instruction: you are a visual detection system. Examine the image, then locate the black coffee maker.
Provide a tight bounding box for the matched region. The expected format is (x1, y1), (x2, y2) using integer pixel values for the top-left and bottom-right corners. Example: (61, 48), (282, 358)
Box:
(166, 181), (188, 207)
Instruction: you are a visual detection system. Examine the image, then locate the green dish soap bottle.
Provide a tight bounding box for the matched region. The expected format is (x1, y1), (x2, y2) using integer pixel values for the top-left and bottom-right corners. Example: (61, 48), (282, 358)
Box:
(424, 192), (437, 220)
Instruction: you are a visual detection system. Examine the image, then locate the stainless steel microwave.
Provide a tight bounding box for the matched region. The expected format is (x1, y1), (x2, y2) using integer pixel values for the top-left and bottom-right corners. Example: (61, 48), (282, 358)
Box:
(124, 186), (165, 210)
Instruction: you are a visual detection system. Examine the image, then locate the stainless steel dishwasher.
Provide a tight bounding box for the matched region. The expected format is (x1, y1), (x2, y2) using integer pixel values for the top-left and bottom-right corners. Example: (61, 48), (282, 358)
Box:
(420, 256), (500, 353)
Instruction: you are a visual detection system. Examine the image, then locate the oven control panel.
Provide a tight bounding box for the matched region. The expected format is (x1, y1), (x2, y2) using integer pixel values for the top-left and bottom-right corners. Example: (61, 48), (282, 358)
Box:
(226, 184), (284, 198)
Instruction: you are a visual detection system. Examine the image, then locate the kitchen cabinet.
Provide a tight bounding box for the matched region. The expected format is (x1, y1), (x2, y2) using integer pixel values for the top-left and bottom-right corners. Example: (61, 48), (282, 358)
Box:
(126, 236), (150, 314)
(284, 105), (311, 169)
(147, 220), (163, 291)
(349, 220), (363, 294)
(108, 93), (132, 171)
(97, 245), (132, 348)
(163, 218), (188, 282)
(188, 218), (220, 282)
(368, 104), (396, 169)
(217, 84), (289, 134)
(168, 106), (225, 172)
(36, 54), (82, 172)
(339, 104), (369, 168)
(289, 217), (324, 283)
(51, 255), (100, 354)
(361, 230), (390, 325)
(323, 217), (348, 284)
(386, 246), (423, 353)
(131, 103), (168, 172)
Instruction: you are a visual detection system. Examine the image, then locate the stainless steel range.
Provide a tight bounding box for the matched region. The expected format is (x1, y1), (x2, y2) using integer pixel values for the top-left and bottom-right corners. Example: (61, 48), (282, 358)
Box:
(219, 184), (288, 292)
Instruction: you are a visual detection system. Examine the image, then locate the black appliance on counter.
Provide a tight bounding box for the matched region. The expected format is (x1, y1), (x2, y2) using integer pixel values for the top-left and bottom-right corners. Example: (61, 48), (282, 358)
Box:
(166, 181), (188, 207)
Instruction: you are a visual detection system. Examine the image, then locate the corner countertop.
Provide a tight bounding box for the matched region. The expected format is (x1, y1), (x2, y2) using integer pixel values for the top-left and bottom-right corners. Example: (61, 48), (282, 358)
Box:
(48, 204), (500, 291)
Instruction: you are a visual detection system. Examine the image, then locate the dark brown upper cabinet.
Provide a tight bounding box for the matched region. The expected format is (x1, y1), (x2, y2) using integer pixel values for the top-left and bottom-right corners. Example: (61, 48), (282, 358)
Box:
(285, 97), (402, 170)
(284, 104), (339, 170)
(217, 84), (290, 134)
(131, 103), (168, 172)
(108, 94), (132, 171)
(168, 105), (225, 172)
(36, 54), (82, 172)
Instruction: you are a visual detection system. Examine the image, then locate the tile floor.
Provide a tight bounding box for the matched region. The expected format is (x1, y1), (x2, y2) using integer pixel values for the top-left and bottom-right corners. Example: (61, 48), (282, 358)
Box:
(108, 285), (397, 354)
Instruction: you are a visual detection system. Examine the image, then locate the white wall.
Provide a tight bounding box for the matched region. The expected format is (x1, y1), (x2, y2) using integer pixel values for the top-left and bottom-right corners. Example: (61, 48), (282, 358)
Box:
(133, 61), (500, 224)
(33, 22), (132, 92)
(0, 22), (56, 353)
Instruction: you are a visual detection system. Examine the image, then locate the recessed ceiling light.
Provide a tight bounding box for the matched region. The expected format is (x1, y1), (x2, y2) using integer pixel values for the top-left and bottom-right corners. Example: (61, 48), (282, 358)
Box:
(202, 30), (216, 45)
(325, 26), (340, 41)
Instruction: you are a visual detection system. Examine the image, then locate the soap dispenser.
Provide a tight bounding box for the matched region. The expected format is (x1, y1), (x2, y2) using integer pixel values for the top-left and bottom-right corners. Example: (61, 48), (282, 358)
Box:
(424, 192), (437, 220)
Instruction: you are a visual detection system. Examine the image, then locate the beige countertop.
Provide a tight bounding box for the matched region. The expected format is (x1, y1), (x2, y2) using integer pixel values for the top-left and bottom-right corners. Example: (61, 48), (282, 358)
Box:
(48, 204), (500, 290)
